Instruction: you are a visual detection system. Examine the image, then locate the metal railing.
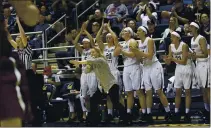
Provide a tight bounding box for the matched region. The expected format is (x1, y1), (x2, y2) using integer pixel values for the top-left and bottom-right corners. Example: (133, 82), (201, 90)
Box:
(71, 0), (99, 29)
(31, 38), (166, 72)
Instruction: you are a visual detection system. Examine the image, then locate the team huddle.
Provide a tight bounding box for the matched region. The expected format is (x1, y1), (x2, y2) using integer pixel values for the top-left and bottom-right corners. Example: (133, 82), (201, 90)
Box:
(69, 21), (210, 124)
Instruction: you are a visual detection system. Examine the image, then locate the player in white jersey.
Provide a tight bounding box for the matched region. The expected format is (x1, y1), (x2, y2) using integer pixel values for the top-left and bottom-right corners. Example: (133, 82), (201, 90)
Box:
(72, 23), (98, 121)
(95, 22), (124, 122)
(130, 26), (171, 122)
(163, 31), (193, 122)
(70, 47), (127, 125)
(189, 21), (210, 119)
(117, 27), (144, 122)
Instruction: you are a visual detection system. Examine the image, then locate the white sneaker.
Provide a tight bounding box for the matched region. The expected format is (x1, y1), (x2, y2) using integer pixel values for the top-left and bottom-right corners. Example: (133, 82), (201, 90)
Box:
(38, 55), (43, 59)
(64, 65), (71, 70)
(57, 70), (63, 75)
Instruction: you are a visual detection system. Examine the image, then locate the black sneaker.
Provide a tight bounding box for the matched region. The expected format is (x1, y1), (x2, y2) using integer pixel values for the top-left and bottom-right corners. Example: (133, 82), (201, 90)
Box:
(184, 113), (191, 123)
(173, 112), (181, 123)
(146, 113), (153, 124)
(106, 114), (113, 123)
(165, 112), (173, 122)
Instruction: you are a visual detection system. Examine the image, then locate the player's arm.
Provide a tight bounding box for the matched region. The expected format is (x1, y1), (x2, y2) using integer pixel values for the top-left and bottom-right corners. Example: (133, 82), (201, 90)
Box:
(195, 37), (208, 58)
(84, 29), (95, 48)
(16, 16), (28, 47)
(172, 44), (189, 65)
(133, 38), (154, 59)
(6, 29), (18, 49)
(95, 21), (105, 51)
(163, 45), (173, 65)
(73, 31), (83, 54)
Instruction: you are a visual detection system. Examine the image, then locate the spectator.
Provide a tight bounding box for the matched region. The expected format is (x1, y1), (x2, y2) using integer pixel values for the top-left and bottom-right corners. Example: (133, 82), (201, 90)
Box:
(171, 0), (194, 25)
(136, 1), (158, 27)
(56, 29), (78, 74)
(91, 22), (100, 38)
(60, 67), (82, 122)
(193, 0), (210, 22)
(87, 9), (106, 33)
(43, 66), (61, 99)
(119, 18), (138, 39)
(147, 19), (161, 38)
(160, 16), (182, 43)
(34, 14), (50, 32)
(105, 0), (129, 23)
(200, 13), (210, 43)
(50, 0), (67, 23)
(3, 7), (16, 33)
(40, 5), (52, 22)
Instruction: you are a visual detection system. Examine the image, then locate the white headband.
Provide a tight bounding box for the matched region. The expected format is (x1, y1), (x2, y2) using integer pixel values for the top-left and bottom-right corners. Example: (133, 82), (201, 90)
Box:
(123, 27), (134, 36)
(138, 26), (147, 34)
(171, 31), (181, 39)
(82, 38), (90, 42)
(106, 33), (112, 37)
(190, 22), (199, 29)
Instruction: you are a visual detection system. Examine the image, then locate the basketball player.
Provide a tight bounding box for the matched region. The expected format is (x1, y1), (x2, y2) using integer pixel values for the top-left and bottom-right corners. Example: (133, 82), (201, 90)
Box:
(131, 26), (172, 122)
(163, 31), (193, 122)
(70, 47), (127, 124)
(95, 22), (123, 121)
(72, 23), (98, 121)
(189, 22), (209, 119)
(119, 27), (145, 123)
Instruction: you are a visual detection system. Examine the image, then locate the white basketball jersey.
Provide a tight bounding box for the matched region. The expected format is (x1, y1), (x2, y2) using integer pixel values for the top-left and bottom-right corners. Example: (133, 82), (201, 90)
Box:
(104, 45), (118, 70)
(121, 39), (139, 67)
(138, 37), (158, 65)
(191, 34), (208, 62)
(171, 42), (191, 65)
(81, 49), (92, 72)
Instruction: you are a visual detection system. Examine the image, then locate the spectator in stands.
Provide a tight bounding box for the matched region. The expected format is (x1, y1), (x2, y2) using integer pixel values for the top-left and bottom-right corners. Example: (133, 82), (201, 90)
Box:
(3, 7), (16, 33)
(56, 29), (77, 74)
(91, 22), (100, 38)
(87, 9), (105, 33)
(147, 19), (160, 38)
(183, 23), (192, 36)
(136, 1), (158, 27)
(40, 5), (52, 22)
(160, 16), (181, 43)
(200, 13), (210, 43)
(50, 0), (67, 23)
(34, 14), (50, 32)
(119, 18), (138, 40)
(43, 66), (61, 99)
(193, 0), (210, 22)
(162, 0), (194, 25)
(60, 67), (82, 122)
(104, 0), (129, 24)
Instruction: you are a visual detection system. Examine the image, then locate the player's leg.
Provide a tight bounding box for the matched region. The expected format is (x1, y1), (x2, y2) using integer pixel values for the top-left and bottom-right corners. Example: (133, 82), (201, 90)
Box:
(123, 67), (134, 116)
(151, 62), (172, 121)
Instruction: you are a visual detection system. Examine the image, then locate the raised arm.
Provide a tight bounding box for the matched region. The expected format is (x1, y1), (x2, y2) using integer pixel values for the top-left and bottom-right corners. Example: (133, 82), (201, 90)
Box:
(95, 20), (105, 51)
(16, 16), (28, 47)
(83, 21), (95, 47)
(6, 29), (18, 49)
(73, 31), (83, 54)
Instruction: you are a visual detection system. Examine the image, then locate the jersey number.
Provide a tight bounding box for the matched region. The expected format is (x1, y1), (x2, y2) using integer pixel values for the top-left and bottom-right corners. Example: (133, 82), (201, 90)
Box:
(106, 53), (112, 63)
(175, 56), (182, 60)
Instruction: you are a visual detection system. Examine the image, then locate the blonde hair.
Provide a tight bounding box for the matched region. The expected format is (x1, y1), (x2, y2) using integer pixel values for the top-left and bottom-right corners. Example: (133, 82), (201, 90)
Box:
(92, 47), (106, 60)
(169, 16), (179, 29)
